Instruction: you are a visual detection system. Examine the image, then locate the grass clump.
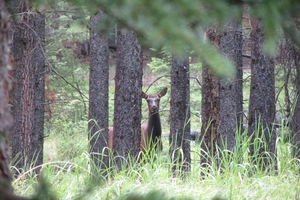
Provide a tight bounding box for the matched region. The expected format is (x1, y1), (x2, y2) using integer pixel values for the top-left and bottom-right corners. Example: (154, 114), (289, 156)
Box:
(11, 118), (300, 200)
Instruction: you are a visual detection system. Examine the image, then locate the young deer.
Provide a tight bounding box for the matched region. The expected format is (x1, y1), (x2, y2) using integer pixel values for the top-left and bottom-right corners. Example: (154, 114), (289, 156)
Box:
(108, 88), (167, 153)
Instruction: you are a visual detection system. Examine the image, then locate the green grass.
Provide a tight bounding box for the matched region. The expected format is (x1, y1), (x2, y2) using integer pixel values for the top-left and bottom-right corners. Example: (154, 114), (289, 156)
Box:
(12, 118), (300, 200)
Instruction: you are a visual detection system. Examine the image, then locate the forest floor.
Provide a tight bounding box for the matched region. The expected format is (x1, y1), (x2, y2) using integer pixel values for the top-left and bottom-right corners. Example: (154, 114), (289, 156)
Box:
(12, 119), (300, 199)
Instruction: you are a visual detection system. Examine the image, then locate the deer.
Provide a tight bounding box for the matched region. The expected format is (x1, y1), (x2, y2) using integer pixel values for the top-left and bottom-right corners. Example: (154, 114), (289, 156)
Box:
(108, 88), (168, 154)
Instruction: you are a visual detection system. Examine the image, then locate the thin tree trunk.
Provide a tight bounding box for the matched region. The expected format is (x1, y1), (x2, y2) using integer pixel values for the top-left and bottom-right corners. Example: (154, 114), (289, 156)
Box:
(113, 28), (143, 169)
(169, 54), (191, 176)
(219, 19), (243, 151)
(11, 0), (45, 172)
(32, 13), (45, 170)
(199, 29), (220, 167)
(281, 39), (293, 120)
(0, 0), (14, 193)
(290, 49), (300, 157)
(88, 11), (110, 172)
(248, 19), (276, 164)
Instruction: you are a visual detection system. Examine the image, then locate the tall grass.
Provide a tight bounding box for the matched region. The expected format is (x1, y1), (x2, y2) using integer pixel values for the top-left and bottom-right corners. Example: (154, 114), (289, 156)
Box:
(12, 118), (300, 200)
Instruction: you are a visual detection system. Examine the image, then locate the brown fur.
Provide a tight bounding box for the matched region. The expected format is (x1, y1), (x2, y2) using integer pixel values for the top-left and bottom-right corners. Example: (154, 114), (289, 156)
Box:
(108, 88), (167, 152)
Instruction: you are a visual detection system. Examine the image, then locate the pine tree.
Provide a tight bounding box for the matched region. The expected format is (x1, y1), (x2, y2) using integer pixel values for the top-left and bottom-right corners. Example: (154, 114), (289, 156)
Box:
(11, 0), (45, 172)
(88, 10), (110, 172)
(169, 53), (191, 175)
(113, 28), (143, 168)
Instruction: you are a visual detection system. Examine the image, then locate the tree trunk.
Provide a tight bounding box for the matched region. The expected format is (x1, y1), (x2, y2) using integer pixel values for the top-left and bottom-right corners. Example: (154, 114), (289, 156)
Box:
(290, 49), (300, 157)
(199, 29), (220, 167)
(169, 54), (191, 176)
(248, 19), (276, 163)
(88, 11), (110, 172)
(0, 0), (14, 193)
(113, 28), (143, 169)
(11, 0), (45, 172)
(0, 3), (34, 199)
(199, 19), (243, 168)
(219, 19), (243, 151)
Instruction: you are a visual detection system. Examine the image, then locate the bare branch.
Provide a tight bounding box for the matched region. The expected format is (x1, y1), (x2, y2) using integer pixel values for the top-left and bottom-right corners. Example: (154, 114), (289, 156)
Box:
(242, 54), (251, 59)
(47, 63), (89, 101)
(144, 75), (170, 93)
(190, 76), (202, 89)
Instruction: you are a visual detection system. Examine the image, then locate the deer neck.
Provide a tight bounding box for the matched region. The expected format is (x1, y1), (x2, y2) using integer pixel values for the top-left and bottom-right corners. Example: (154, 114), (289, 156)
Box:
(147, 112), (162, 139)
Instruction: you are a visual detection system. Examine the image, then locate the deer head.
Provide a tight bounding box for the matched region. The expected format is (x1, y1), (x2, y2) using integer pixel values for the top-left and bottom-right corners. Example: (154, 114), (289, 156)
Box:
(142, 88), (167, 114)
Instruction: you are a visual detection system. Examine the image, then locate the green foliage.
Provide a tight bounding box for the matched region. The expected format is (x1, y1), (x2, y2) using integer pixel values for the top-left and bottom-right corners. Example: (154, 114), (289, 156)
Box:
(249, 0), (300, 54)
(54, 0), (300, 77)
(147, 48), (171, 75)
(45, 1), (90, 125)
(47, 117), (88, 161)
(118, 190), (193, 200)
(31, 0), (300, 77)
(35, 0), (241, 78)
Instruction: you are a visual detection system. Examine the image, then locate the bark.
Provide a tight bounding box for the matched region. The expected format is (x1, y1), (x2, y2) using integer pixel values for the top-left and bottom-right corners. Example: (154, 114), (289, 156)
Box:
(219, 19), (243, 151)
(0, 0), (13, 193)
(199, 19), (243, 168)
(199, 65), (220, 166)
(290, 49), (300, 157)
(248, 19), (276, 162)
(0, 2), (34, 199)
(113, 28), (143, 169)
(280, 39), (293, 119)
(169, 54), (191, 176)
(88, 11), (110, 171)
(199, 29), (220, 166)
(11, 0), (45, 172)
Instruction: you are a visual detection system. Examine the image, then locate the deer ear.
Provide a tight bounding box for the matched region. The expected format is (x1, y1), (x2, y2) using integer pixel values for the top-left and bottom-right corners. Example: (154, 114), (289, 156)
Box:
(142, 91), (148, 99)
(158, 87), (167, 98)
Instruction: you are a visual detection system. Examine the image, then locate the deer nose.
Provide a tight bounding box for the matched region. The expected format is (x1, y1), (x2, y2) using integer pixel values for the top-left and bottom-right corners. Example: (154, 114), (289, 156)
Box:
(152, 105), (157, 110)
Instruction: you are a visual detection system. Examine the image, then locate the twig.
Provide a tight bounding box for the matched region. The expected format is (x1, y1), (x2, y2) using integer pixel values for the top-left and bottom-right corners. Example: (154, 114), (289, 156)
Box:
(242, 54), (252, 59)
(49, 66), (89, 101)
(190, 76), (202, 89)
(144, 75), (170, 93)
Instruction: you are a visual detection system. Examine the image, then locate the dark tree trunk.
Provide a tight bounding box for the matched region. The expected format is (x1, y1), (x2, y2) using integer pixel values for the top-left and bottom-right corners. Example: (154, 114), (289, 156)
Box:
(11, 0), (45, 172)
(219, 19), (243, 151)
(200, 66), (220, 166)
(169, 54), (191, 176)
(248, 19), (276, 162)
(0, 0), (14, 193)
(0, 3), (32, 200)
(0, 3), (33, 199)
(290, 49), (300, 157)
(199, 19), (243, 168)
(113, 28), (143, 168)
(88, 11), (110, 171)
(199, 29), (220, 167)
(32, 14), (45, 171)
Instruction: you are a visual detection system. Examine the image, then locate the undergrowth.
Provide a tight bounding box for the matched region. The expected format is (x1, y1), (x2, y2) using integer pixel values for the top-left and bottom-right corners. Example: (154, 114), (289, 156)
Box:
(12, 119), (300, 200)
